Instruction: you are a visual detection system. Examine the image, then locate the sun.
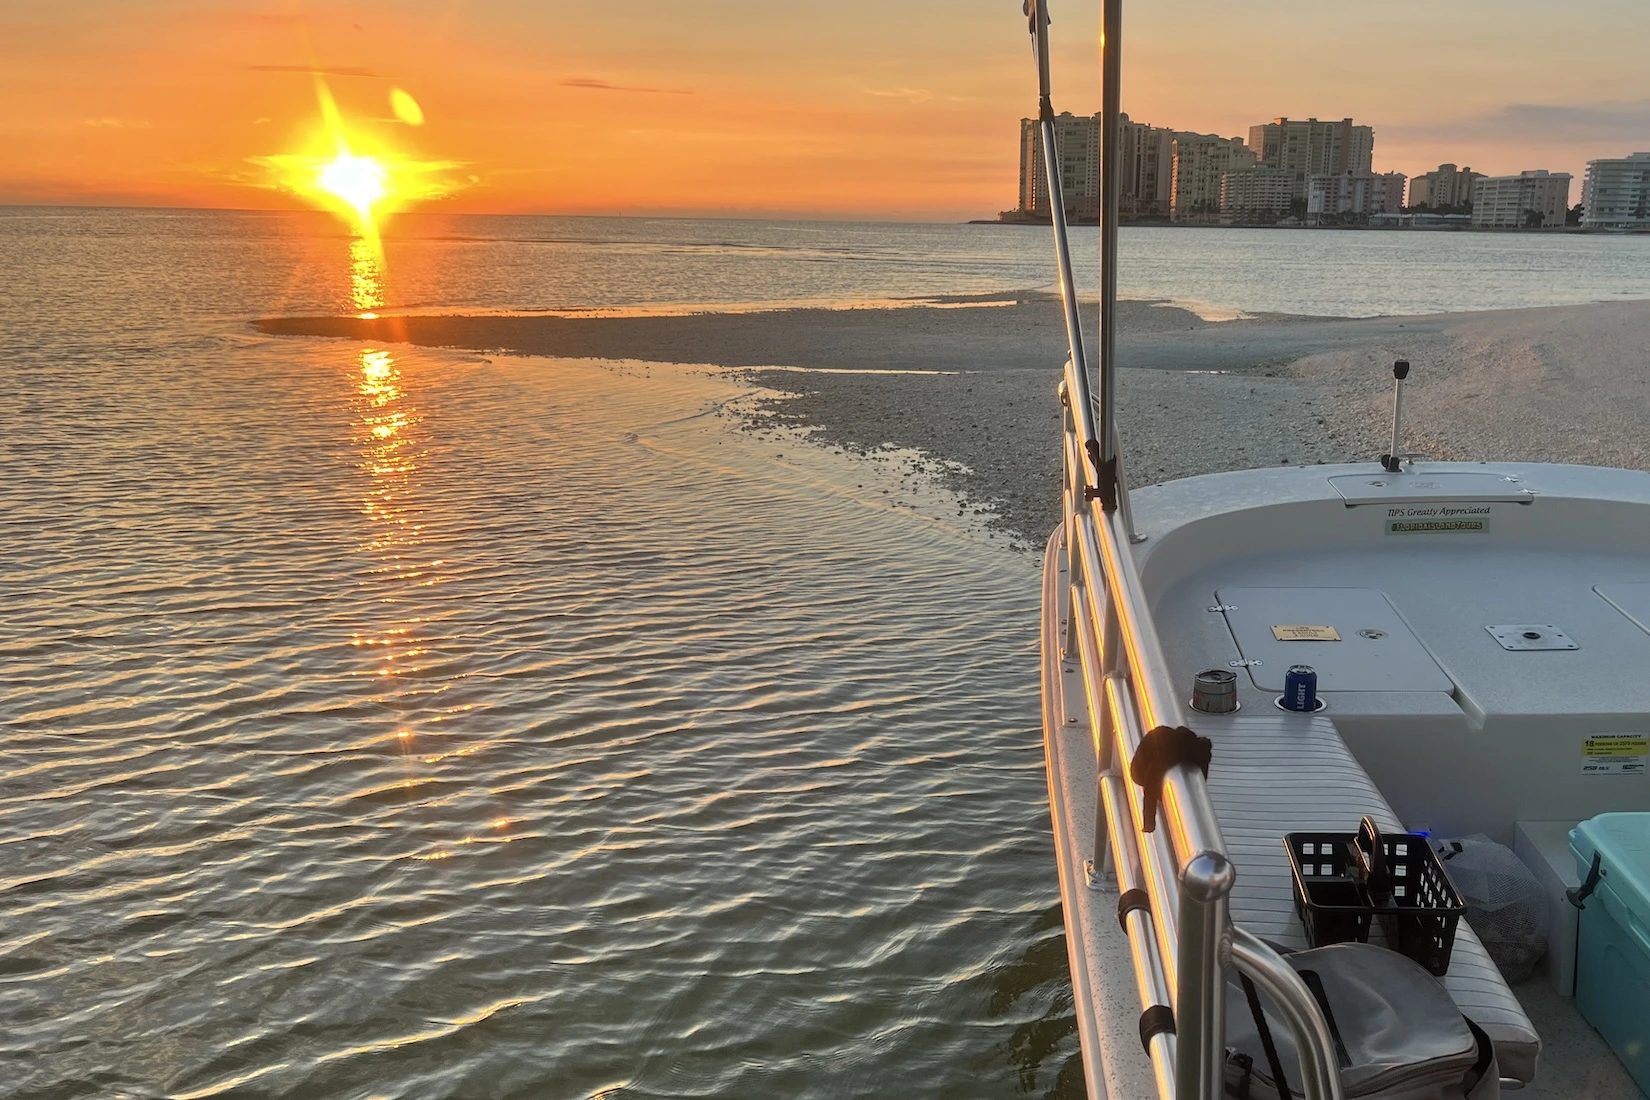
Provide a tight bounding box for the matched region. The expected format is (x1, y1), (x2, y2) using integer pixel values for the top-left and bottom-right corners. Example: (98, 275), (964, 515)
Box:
(253, 77), (462, 251)
(317, 153), (387, 223)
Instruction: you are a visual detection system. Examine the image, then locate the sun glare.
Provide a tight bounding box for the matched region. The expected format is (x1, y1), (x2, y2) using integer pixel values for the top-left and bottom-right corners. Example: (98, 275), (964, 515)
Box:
(254, 75), (461, 252)
(319, 153), (387, 221)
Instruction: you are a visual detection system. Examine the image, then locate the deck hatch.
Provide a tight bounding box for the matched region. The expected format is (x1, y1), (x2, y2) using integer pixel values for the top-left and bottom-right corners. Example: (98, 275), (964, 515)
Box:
(1328, 471), (1537, 506)
(1214, 587), (1453, 693)
(1595, 583), (1650, 638)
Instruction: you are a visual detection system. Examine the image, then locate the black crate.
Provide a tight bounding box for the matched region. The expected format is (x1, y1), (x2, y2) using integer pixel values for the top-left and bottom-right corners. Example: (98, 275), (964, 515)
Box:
(1285, 832), (1374, 947)
(1284, 817), (1466, 976)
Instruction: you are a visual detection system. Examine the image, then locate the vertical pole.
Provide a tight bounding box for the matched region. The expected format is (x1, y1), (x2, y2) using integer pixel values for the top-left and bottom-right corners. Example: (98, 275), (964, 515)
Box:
(1177, 852), (1234, 1100)
(1384, 359), (1410, 472)
(1096, 0), (1123, 510)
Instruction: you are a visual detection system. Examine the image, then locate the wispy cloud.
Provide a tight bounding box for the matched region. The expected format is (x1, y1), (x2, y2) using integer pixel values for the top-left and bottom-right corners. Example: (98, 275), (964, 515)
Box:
(1483, 100), (1650, 141)
(83, 117), (152, 129)
(1389, 99), (1650, 145)
(249, 64), (381, 78)
(561, 77), (691, 96)
(863, 87), (933, 104)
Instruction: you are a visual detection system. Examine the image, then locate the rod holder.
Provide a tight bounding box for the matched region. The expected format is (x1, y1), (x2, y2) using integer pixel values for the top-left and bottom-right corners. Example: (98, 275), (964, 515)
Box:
(1380, 359), (1411, 473)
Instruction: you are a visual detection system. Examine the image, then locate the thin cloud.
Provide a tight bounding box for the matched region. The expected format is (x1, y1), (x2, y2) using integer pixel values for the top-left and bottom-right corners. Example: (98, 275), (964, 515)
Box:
(561, 77), (692, 96)
(83, 118), (152, 129)
(249, 64), (381, 78)
(1485, 100), (1650, 141)
(1389, 99), (1650, 145)
(863, 87), (934, 103)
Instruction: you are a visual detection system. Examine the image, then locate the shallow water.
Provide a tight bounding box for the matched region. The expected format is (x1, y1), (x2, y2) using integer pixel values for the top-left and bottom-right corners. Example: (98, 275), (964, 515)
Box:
(7, 205), (1640, 1098)
(1, 210), (1084, 1098)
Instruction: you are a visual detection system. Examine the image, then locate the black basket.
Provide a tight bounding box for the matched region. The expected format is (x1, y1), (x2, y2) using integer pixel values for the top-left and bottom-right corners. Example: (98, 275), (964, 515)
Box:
(1284, 817), (1465, 976)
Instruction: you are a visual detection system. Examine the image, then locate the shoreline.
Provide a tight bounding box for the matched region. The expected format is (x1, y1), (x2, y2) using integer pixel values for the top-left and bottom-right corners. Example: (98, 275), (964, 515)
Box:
(256, 296), (1650, 544)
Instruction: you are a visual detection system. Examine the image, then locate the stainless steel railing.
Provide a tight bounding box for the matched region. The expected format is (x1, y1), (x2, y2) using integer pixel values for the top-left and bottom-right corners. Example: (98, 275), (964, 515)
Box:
(1026, 3), (1345, 1093)
(1057, 376), (1346, 1100)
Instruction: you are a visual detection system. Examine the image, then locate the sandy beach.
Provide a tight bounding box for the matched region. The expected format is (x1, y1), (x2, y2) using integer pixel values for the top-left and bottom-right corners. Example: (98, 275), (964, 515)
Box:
(259, 295), (1650, 544)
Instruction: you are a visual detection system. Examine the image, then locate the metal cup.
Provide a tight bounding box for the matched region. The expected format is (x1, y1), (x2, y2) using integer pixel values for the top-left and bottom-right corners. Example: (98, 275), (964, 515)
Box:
(1190, 668), (1239, 713)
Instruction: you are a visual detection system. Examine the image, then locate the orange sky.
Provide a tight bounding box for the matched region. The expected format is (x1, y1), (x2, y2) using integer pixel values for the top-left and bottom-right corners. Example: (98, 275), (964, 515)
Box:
(3, 1), (1647, 220)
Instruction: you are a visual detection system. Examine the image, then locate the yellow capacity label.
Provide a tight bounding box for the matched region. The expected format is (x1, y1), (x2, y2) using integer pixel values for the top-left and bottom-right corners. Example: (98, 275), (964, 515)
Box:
(1584, 735), (1649, 758)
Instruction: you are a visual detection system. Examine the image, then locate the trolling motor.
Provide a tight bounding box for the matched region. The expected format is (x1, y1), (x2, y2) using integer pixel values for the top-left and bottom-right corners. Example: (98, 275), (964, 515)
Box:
(1379, 359), (1418, 472)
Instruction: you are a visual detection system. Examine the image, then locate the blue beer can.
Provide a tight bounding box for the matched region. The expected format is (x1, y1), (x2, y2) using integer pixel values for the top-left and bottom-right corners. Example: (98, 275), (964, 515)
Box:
(1283, 665), (1318, 711)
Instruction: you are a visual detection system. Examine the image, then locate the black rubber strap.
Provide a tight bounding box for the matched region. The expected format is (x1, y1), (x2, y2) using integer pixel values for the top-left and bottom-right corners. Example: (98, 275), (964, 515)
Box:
(1241, 973), (1290, 1100)
(1138, 1004), (1175, 1053)
(1568, 850), (1602, 909)
(1116, 888), (1150, 930)
(1299, 968), (1351, 1069)
(1128, 725), (1213, 833)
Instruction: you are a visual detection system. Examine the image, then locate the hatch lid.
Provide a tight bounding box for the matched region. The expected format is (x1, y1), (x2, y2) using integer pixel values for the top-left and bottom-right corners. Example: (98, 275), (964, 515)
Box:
(1328, 471), (1537, 506)
(1215, 586), (1453, 693)
(1596, 583), (1650, 638)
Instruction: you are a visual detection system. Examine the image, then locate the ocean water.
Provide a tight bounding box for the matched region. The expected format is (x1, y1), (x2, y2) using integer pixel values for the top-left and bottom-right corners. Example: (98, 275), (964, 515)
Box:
(2, 207), (1646, 1099)
(1, 209), (1071, 1100)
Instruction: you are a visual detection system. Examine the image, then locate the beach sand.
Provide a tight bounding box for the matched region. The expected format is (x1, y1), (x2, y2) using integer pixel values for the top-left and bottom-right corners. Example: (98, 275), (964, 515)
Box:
(258, 295), (1650, 544)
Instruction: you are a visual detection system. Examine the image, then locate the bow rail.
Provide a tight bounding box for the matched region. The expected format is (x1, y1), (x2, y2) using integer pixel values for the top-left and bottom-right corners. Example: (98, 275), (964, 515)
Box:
(1026, 3), (1345, 1096)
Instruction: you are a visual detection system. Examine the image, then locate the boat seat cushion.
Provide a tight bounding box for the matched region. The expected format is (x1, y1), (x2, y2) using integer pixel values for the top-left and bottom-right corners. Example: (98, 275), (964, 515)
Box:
(1202, 713), (1541, 1085)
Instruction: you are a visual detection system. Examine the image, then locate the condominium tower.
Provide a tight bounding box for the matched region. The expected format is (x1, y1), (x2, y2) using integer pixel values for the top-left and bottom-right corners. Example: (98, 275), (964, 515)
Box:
(1247, 118), (1374, 202)
(1471, 171), (1572, 229)
(1019, 113), (1100, 221)
(1171, 134), (1257, 222)
(1017, 113), (1183, 221)
(1582, 152), (1650, 229)
(1408, 164), (1483, 210)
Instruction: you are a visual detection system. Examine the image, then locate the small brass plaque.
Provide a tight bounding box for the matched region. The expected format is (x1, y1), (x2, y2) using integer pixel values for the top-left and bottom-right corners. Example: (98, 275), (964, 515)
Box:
(1271, 624), (1341, 642)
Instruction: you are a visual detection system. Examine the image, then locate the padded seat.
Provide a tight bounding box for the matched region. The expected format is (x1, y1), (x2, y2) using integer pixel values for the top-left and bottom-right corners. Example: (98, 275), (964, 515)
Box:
(1204, 714), (1541, 1084)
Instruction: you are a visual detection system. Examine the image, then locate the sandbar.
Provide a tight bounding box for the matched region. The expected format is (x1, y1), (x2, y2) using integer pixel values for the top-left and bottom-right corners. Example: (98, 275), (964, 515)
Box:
(257, 295), (1650, 544)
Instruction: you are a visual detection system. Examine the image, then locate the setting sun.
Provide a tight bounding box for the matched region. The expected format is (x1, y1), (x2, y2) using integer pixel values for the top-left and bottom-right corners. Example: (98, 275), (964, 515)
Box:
(254, 77), (462, 247)
(317, 153), (386, 222)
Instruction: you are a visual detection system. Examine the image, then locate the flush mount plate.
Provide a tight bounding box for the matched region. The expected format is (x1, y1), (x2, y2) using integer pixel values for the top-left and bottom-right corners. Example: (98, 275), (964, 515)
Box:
(1486, 624), (1578, 651)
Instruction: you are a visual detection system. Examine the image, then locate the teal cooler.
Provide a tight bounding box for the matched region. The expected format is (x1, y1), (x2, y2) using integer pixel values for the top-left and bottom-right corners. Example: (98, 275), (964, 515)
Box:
(1571, 812), (1650, 1095)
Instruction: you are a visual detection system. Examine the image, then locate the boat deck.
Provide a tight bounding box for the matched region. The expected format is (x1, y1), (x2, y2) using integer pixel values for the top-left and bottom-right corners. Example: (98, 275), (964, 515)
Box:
(1045, 461), (1650, 1097)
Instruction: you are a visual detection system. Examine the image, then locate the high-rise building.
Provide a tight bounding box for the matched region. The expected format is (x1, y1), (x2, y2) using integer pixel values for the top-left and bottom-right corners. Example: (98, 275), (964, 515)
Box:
(1306, 172), (1407, 224)
(1119, 114), (1176, 218)
(1018, 113), (1100, 221)
(1219, 167), (1295, 223)
(1471, 171), (1572, 228)
(1017, 112), (1178, 221)
(1408, 164), (1482, 211)
(1171, 133), (1257, 222)
(1247, 118), (1375, 202)
(1582, 152), (1650, 229)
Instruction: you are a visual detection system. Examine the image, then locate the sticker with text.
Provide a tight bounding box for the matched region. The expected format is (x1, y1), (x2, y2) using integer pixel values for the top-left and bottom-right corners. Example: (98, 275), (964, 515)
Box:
(1581, 734), (1649, 776)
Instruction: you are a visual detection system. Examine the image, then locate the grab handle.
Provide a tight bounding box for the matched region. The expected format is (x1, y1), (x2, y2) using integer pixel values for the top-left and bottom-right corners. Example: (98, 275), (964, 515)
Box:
(1355, 817), (1391, 901)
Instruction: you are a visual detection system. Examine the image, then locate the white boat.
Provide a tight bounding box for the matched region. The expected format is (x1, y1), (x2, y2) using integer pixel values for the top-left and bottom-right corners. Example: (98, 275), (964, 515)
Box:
(1028, 3), (1650, 1098)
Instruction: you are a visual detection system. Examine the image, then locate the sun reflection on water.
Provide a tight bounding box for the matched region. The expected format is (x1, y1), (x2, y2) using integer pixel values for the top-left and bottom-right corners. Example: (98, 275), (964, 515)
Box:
(345, 243), (431, 720)
(340, 241), (508, 861)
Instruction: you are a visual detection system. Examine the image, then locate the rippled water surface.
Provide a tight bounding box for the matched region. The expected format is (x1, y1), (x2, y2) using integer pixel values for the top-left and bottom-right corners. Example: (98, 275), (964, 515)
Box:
(0, 210), (1078, 1098)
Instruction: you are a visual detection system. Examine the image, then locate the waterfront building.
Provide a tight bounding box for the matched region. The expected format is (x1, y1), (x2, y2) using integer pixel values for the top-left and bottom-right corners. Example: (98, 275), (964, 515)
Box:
(1017, 112), (1178, 220)
(1247, 117), (1374, 202)
(1306, 171), (1406, 224)
(1018, 113), (1100, 221)
(1171, 133), (1257, 222)
(1408, 163), (1482, 211)
(1119, 114), (1176, 218)
(1218, 166), (1295, 223)
(1471, 170), (1572, 228)
(1581, 152), (1650, 230)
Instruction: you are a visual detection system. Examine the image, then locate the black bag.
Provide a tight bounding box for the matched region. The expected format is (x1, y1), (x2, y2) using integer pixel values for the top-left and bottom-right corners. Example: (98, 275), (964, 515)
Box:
(1224, 942), (1498, 1100)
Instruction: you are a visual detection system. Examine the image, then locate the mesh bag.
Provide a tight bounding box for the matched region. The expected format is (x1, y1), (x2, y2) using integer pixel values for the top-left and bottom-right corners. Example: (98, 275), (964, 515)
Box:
(1437, 835), (1549, 982)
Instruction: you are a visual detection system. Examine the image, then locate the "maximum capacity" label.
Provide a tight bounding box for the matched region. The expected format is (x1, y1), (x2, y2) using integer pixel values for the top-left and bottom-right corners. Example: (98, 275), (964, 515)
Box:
(1582, 734), (1649, 775)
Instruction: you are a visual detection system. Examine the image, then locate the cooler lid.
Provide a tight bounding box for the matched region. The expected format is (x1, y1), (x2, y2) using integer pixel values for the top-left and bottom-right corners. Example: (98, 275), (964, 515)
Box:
(1570, 812), (1650, 926)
